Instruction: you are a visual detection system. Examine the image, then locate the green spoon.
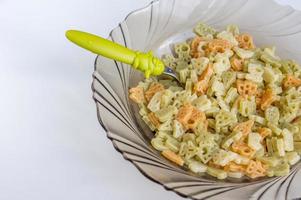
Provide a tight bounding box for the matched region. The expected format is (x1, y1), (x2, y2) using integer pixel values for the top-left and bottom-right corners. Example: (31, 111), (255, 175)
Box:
(65, 30), (179, 81)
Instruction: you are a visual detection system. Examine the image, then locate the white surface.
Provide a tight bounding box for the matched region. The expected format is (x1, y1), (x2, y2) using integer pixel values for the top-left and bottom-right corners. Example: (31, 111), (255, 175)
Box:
(0, 0), (300, 200)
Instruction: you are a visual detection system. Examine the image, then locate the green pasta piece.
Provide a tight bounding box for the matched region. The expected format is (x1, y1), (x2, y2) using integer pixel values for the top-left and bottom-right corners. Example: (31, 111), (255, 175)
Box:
(266, 138), (274, 156)
(272, 163), (290, 176)
(165, 137), (180, 153)
(158, 120), (173, 132)
(191, 57), (209, 75)
(282, 123), (299, 135)
(173, 120), (184, 139)
(192, 95), (212, 112)
(224, 87), (238, 104)
(281, 59), (299, 74)
(267, 122), (282, 136)
(147, 91), (163, 112)
(233, 47), (254, 59)
(185, 78), (193, 93)
(197, 144), (218, 164)
(245, 73), (263, 83)
(182, 133), (196, 143)
(207, 167), (228, 180)
(188, 160), (207, 173)
(151, 138), (169, 151)
(248, 132), (262, 151)
(179, 142), (187, 157)
(193, 22), (216, 38)
(185, 141), (199, 160)
(194, 121), (209, 136)
(280, 109), (297, 124)
(258, 156), (281, 167)
(212, 53), (231, 75)
(228, 171), (244, 179)
(238, 96), (256, 117)
(212, 149), (237, 166)
(160, 89), (175, 108)
(155, 105), (177, 123)
(285, 152), (300, 165)
(263, 66), (279, 84)
(254, 147), (265, 158)
(272, 137), (285, 157)
(249, 115), (266, 125)
(266, 168), (275, 177)
(178, 68), (190, 83)
(222, 71), (236, 90)
(282, 129), (294, 151)
(293, 132), (301, 142)
(162, 54), (177, 69)
(138, 79), (152, 91)
(207, 118), (216, 129)
(217, 96), (230, 111)
(216, 31), (238, 46)
(222, 131), (242, 149)
(294, 142), (301, 154)
(215, 110), (237, 129)
(260, 52), (281, 67)
(265, 106), (280, 125)
(248, 62), (264, 75)
(226, 24), (240, 36)
(190, 69), (198, 83)
(175, 42), (190, 57)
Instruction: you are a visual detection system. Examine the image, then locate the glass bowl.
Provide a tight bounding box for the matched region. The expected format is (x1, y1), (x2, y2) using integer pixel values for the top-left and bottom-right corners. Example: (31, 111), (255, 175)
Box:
(92, 0), (301, 199)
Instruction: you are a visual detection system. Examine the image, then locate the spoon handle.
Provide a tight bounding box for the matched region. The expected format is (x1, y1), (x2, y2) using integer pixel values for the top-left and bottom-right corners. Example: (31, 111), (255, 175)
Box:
(65, 30), (164, 78)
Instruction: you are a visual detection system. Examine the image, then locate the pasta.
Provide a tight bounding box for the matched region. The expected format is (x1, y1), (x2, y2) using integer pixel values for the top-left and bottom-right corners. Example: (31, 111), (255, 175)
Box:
(129, 23), (301, 179)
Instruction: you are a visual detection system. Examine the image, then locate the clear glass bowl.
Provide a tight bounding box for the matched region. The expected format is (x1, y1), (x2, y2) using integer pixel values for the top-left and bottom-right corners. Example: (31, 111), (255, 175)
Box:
(92, 0), (301, 199)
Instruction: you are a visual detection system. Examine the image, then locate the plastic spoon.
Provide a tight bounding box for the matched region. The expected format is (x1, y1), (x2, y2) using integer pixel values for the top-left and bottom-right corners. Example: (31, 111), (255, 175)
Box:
(65, 30), (180, 82)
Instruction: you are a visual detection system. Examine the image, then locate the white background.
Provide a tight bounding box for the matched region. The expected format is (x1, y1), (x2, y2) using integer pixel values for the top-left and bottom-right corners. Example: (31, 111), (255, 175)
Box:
(0, 0), (300, 199)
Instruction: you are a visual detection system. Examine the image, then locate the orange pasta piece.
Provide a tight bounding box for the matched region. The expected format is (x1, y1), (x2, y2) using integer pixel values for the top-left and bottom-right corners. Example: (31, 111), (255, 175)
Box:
(224, 162), (246, 172)
(208, 161), (223, 169)
(255, 89), (263, 107)
(205, 39), (232, 55)
(194, 80), (209, 96)
(162, 150), (184, 166)
(186, 108), (206, 130)
(147, 112), (161, 128)
(190, 36), (204, 58)
(282, 75), (301, 89)
(245, 160), (267, 179)
(194, 64), (213, 96)
(176, 104), (194, 126)
(129, 86), (145, 103)
(232, 141), (255, 158)
(236, 80), (258, 97)
(260, 88), (276, 110)
(199, 63), (214, 81)
(230, 56), (244, 71)
(176, 104), (206, 130)
(236, 33), (255, 50)
(144, 82), (164, 102)
(258, 127), (272, 142)
(233, 120), (254, 137)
